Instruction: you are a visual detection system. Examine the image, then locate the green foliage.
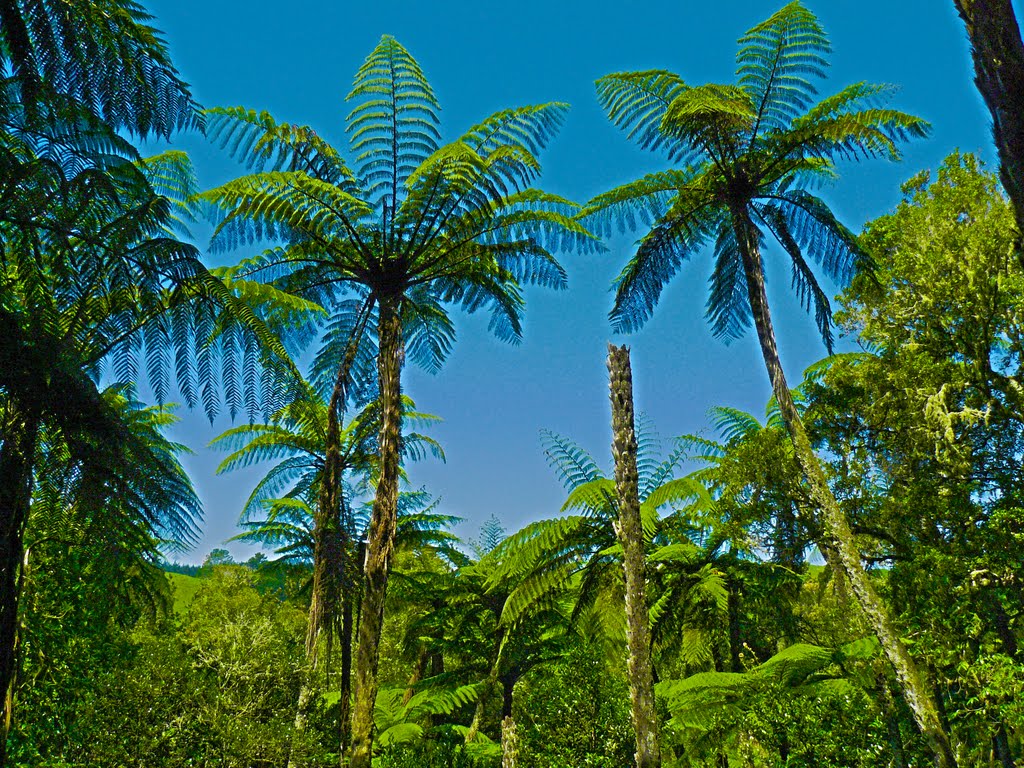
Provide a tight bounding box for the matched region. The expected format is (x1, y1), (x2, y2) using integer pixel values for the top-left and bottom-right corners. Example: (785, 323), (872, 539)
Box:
(12, 566), (323, 768)
(513, 640), (634, 768)
(801, 152), (1024, 763)
(586, 1), (927, 350)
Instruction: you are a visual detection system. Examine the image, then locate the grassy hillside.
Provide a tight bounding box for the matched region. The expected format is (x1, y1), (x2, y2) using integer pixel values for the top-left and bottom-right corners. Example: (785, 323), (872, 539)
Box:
(167, 572), (203, 614)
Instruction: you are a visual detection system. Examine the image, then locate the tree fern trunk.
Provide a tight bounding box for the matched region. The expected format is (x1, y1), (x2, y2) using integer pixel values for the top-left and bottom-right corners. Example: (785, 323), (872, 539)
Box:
(0, 410), (39, 766)
(349, 295), (403, 768)
(732, 211), (957, 768)
(340, 590), (354, 752)
(289, 361), (350, 768)
(953, 0), (1024, 251)
(607, 344), (662, 768)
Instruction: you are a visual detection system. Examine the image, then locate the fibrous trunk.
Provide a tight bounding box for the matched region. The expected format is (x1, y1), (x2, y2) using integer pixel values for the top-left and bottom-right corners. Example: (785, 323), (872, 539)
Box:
(290, 332), (361, 768)
(733, 211), (957, 768)
(953, 0), (1024, 250)
(349, 295), (404, 768)
(607, 344), (661, 768)
(0, 411), (39, 768)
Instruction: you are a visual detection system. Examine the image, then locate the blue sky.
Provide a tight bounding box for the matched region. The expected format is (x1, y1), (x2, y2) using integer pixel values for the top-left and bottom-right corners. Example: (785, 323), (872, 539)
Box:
(146, 0), (1011, 562)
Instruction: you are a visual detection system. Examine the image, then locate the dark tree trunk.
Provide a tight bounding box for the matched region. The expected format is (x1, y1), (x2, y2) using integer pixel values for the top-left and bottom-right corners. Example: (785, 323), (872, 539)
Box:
(607, 344), (661, 768)
(732, 210), (957, 768)
(992, 722), (1015, 768)
(349, 295), (404, 768)
(339, 591), (354, 751)
(501, 675), (515, 720)
(0, 410), (39, 767)
(290, 327), (363, 768)
(727, 577), (743, 673)
(953, 0), (1024, 250)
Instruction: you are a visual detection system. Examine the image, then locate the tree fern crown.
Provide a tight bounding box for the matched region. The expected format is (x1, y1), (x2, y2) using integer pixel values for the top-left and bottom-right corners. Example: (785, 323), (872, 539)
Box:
(202, 35), (597, 386)
(584, 1), (929, 352)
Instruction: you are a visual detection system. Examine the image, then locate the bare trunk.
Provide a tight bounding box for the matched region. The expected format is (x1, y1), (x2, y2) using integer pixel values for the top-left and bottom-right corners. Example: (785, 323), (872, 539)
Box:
(733, 211), (957, 768)
(954, 0), (1024, 250)
(501, 715), (519, 768)
(607, 344), (662, 768)
(0, 411), (39, 766)
(349, 295), (403, 768)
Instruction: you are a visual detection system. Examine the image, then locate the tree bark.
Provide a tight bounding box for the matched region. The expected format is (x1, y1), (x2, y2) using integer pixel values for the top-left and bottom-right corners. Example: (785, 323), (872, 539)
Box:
(501, 715), (519, 768)
(349, 295), (404, 768)
(290, 317), (366, 768)
(607, 344), (662, 768)
(0, 410), (39, 768)
(953, 0), (1024, 250)
(732, 211), (957, 768)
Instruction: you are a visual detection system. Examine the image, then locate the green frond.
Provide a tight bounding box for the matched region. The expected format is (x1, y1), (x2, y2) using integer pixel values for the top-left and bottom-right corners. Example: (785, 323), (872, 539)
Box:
(559, 477), (616, 517)
(709, 406), (763, 445)
(610, 194), (720, 333)
(202, 171), (372, 252)
(346, 35), (441, 210)
(705, 220), (754, 342)
(595, 70), (694, 161)
(663, 85), (756, 141)
(642, 477), (714, 516)
(579, 168), (701, 237)
(737, 1), (829, 132)
(500, 559), (578, 626)
(459, 102), (569, 158)
(540, 430), (603, 491)
(487, 515), (591, 588)
(205, 106), (357, 185)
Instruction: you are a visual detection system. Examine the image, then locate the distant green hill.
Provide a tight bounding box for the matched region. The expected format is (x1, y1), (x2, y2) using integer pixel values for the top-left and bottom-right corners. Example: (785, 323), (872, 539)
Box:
(167, 572), (203, 614)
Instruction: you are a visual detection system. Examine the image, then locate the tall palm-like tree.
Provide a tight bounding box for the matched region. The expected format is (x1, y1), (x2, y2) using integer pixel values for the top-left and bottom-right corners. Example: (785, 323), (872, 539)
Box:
(582, 4), (953, 765)
(201, 35), (595, 766)
(0, 148), (286, 758)
(213, 386), (443, 758)
(607, 344), (660, 768)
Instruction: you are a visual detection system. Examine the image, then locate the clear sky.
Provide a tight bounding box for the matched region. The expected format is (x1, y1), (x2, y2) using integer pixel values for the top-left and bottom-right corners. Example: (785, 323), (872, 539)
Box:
(144, 0), (1013, 562)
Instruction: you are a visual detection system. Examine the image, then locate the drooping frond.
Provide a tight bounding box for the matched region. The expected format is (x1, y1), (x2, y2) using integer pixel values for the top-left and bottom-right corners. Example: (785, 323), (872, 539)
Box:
(579, 169), (700, 237)
(596, 70), (694, 162)
(755, 201), (835, 350)
(610, 191), (719, 333)
(0, 0), (200, 137)
(737, 1), (830, 133)
(205, 106), (356, 186)
(705, 219), (754, 342)
(771, 188), (868, 287)
(402, 287), (456, 373)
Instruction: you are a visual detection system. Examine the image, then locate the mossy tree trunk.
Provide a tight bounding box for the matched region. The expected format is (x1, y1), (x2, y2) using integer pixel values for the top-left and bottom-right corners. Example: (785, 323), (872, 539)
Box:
(607, 344), (661, 768)
(349, 295), (404, 768)
(953, 0), (1024, 249)
(732, 210), (957, 768)
(290, 301), (372, 767)
(0, 409), (39, 768)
